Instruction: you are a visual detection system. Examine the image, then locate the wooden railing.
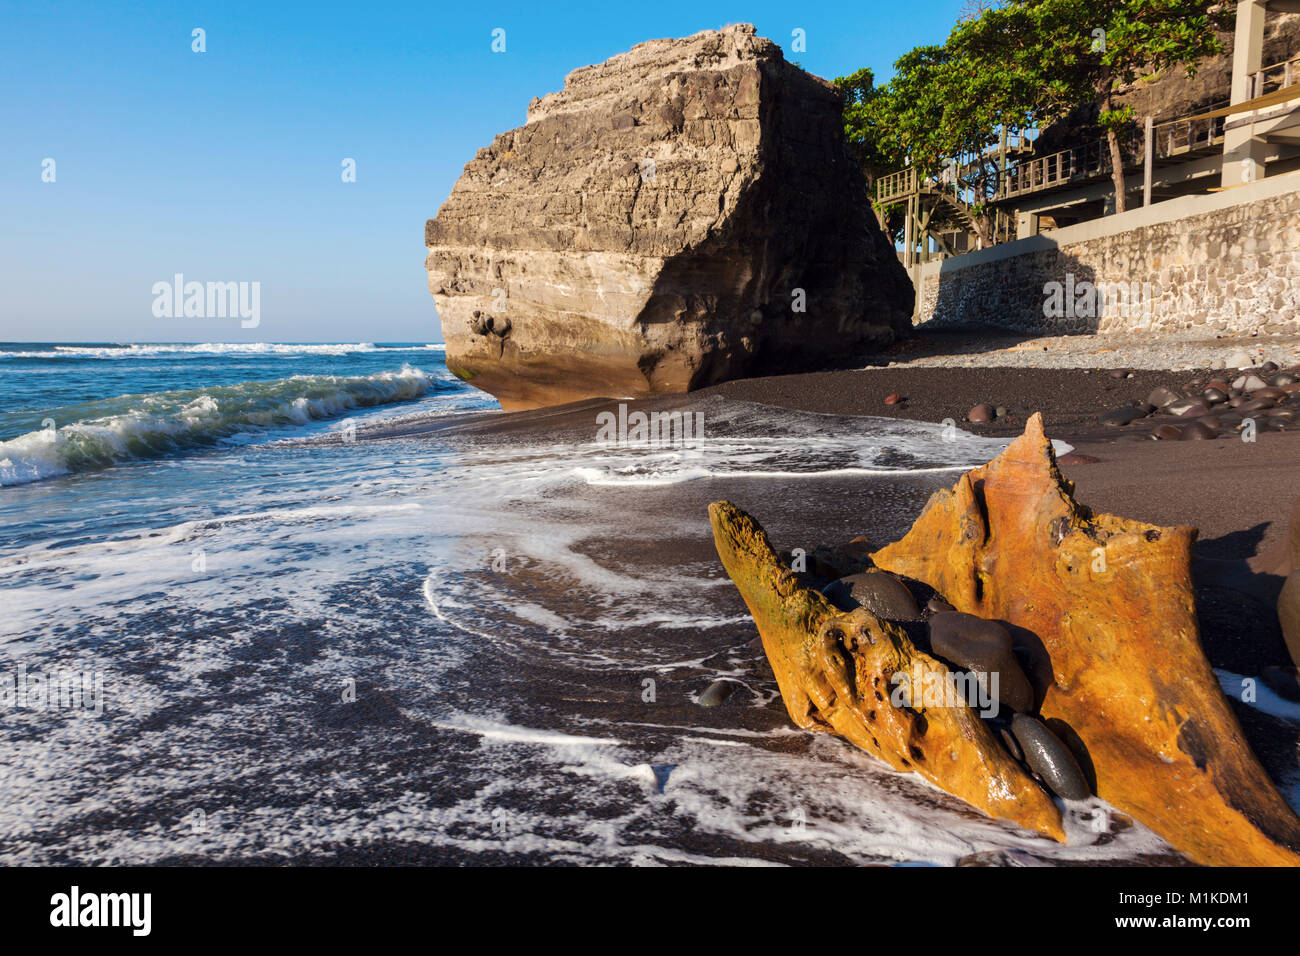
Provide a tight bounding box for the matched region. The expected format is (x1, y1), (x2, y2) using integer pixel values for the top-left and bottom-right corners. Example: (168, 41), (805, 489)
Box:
(999, 138), (1112, 199)
(997, 104), (1228, 200)
(1151, 105), (1226, 158)
(874, 167), (917, 205)
(1248, 55), (1300, 99)
(876, 55), (1300, 208)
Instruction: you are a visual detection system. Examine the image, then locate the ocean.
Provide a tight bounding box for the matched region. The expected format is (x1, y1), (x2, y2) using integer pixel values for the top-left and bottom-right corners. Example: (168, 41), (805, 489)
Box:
(0, 342), (1181, 864)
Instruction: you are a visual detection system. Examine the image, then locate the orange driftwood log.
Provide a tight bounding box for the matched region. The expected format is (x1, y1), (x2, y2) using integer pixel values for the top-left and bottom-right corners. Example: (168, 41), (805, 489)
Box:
(870, 413), (1300, 866)
(708, 500), (1066, 842)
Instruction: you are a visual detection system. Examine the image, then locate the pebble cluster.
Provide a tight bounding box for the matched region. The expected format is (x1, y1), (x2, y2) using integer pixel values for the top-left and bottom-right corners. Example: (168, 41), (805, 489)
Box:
(1097, 361), (1300, 440)
(760, 540), (1094, 803)
(883, 333), (1300, 373)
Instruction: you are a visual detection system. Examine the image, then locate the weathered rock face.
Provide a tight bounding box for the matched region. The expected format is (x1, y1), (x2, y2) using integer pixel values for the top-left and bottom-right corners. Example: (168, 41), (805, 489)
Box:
(425, 24), (913, 410)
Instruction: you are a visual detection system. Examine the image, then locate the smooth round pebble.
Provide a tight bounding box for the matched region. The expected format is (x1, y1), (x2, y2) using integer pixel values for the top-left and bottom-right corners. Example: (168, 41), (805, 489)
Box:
(1146, 387), (1180, 409)
(1010, 714), (1091, 800)
(929, 612), (1034, 714)
(697, 679), (736, 708)
(824, 571), (921, 621)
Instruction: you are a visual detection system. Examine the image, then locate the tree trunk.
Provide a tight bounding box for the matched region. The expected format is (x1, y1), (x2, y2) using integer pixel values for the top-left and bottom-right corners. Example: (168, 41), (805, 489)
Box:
(1107, 126), (1127, 215)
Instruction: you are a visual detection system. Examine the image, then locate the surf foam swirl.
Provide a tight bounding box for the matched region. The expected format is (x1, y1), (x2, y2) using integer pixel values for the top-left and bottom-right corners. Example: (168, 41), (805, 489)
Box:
(0, 365), (445, 486)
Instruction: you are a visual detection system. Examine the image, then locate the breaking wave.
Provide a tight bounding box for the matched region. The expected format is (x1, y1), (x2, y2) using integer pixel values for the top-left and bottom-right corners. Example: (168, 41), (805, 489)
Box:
(0, 342), (446, 360)
(0, 365), (446, 486)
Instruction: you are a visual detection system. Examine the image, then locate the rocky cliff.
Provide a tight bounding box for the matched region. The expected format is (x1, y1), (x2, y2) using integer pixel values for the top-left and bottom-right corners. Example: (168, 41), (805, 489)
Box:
(425, 24), (913, 410)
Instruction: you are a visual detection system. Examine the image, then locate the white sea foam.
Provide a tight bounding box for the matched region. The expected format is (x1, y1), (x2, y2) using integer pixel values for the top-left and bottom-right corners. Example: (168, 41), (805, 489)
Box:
(0, 365), (444, 486)
(1216, 670), (1300, 724)
(0, 342), (445, 359)
(1, 391), (1136, 865)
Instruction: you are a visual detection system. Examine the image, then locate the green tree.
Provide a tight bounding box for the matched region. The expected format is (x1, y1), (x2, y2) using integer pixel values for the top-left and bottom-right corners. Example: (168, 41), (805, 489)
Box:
(953, 0), (1229, 214)
(840, 0), (1230, 230)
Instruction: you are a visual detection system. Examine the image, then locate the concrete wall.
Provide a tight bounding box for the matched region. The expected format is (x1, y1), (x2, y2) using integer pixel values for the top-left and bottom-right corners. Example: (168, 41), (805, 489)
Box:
(915, 171), (1300, 335)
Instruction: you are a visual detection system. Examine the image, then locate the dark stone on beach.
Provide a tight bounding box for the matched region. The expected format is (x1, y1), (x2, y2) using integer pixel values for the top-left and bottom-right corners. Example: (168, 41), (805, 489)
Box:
(1167, 399), (1205, 416)
(842, 537), (875, 563)
(1178, 403), (1211, 417)
(1261, 361), (1280, 374)
(1261, 665), (1300, 703)
(884, 392), (904, 405)
(1100, 406), (1145, 427)
(1000, 726), (1024, 761)
(1108, 369), (1128, 379)
(697, 679), (736, 708)
(1011, 714), (1091, 800)
(1237, 397), (1277, 414)
(1179, 421), (1214, 441)
(995, 406), (1008, 419)
(809, 543), (870, 579)
(926, 596), (955, 614)
(1146, 387), (1180, 409)
(824, 571), (921, 621)
(929, 612), (1034, 714)
(1153, 424), (1182, 441)
(1204, 387), (1228, 404)
(967, 403), (995, 423)
(1273, 373), (1298, 387)
(1253, 387), (1287, 401)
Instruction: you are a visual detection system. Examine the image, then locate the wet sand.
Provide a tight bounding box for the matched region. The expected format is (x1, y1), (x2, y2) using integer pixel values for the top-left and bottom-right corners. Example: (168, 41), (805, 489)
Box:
(441, 365), (1300, 817)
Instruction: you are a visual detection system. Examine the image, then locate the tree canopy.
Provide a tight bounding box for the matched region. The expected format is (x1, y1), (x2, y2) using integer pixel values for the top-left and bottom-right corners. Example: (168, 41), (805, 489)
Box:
(840, 0), (1231, 218)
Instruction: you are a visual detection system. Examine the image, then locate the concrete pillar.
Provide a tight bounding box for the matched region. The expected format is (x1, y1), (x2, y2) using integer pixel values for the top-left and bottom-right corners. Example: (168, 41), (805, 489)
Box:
(903, 195), (915, 269)
(1143, 115), (1154, 205)
(1222, 0), (1270, 187)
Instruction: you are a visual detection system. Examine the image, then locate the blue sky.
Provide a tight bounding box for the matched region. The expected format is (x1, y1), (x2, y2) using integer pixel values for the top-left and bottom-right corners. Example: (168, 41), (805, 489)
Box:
(0, 0), (968, 344)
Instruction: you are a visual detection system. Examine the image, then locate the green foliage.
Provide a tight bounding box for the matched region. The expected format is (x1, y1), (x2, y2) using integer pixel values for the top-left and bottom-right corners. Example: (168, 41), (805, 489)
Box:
(837, 0), (1229, 175)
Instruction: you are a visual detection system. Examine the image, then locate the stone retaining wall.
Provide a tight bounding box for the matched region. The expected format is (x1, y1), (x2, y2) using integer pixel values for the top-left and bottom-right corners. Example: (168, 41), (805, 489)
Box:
(917, 174), (1300, 336)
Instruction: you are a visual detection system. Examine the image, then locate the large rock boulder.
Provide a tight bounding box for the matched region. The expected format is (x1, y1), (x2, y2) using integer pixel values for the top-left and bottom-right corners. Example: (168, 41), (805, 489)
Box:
(425, 24), (912, 410)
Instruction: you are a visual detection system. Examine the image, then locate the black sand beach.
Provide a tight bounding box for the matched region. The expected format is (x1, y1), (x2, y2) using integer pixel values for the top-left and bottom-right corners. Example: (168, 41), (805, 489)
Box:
(418, 362), (1300, 853)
